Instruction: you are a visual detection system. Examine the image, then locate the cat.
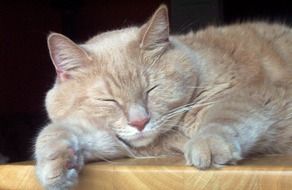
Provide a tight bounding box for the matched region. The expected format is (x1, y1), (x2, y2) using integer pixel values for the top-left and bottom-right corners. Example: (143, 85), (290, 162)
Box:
(35, 4), (292, 190)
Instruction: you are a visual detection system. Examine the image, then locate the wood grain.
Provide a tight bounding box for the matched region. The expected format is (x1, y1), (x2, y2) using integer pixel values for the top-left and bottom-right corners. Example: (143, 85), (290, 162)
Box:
(1, 155), (292, 190)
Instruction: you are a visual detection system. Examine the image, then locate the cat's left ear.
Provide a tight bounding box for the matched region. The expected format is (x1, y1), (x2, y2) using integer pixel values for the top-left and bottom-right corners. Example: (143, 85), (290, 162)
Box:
(139, 5), (169, 54)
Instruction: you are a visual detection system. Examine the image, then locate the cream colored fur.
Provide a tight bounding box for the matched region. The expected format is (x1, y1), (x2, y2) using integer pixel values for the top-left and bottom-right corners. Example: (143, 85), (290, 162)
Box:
(35, 5), (292, 190)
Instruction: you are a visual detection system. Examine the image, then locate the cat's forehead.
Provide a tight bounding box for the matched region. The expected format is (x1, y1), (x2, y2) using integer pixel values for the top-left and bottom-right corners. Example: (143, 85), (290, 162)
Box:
(79, 27), (148, 90)
(82, 27), (139, 56)
(81, 27), (145, 76)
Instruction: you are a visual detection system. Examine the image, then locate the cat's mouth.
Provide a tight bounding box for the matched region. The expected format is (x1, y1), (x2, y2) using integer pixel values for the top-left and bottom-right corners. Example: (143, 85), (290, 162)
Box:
(116, 135), (133, 148)
(116, 131), (157, 147)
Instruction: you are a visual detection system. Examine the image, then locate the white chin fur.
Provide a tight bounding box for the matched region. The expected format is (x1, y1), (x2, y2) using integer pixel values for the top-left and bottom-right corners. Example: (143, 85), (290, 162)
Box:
(131, 137), (154, 147)
(126, 134), (156, 147)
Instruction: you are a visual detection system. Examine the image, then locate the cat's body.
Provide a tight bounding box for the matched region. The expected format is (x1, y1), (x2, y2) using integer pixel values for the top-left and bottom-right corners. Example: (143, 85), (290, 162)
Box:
(35, 5), (292, 190)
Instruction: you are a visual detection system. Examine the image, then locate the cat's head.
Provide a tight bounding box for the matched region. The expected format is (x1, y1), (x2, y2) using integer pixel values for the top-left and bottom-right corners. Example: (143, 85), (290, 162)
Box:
(45, 5), (197, 147)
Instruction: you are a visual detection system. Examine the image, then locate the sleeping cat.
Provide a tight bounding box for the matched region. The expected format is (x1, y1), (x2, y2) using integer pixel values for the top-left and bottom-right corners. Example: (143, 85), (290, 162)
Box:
(35, 5), (292, 190)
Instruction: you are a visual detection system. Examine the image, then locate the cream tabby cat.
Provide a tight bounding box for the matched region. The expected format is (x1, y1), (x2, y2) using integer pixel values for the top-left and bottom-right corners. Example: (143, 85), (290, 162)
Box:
(35, 5), (292, 190)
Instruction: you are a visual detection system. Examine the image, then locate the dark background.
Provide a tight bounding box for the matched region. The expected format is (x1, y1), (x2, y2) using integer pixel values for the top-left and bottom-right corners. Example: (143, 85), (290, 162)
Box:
(1, 0), (292, 162)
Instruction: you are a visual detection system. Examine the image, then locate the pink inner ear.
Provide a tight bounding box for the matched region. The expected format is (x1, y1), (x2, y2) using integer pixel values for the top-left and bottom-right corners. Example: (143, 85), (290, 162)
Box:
(52, 51), (75, 81)
(49, 42), (65, 75)
(56, 69), (71, 81)
(53, 50), (63, 69)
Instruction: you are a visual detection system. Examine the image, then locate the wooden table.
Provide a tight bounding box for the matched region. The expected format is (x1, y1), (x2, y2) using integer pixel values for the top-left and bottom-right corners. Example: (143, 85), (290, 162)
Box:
(1, 155), (292, 190)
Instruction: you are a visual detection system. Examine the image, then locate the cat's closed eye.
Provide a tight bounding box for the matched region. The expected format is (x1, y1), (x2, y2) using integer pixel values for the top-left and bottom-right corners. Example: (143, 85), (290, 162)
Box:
(146, 84), (159, 94)
(96, 98), (118, 103)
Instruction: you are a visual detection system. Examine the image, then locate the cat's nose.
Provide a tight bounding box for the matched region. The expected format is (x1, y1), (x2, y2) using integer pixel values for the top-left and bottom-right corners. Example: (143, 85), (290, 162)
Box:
(128, 116), (150, 131)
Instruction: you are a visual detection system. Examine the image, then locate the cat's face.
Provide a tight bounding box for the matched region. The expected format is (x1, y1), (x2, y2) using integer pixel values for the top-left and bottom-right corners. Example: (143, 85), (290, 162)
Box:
(45, 5), (197, 147)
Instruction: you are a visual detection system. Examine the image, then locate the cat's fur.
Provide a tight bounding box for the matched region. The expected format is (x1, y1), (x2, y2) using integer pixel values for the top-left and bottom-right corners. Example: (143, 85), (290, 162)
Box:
(35, 5), (292, 190)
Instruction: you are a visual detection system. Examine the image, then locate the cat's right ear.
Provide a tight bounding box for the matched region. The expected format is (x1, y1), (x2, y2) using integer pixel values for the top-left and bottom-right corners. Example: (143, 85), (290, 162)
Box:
(47, 33), (92, 81)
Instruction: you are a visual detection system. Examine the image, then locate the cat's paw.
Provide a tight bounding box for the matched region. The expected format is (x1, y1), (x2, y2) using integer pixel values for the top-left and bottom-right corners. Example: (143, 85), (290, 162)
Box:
(37, 147), (83, 190)
(184, 134), (241, 169)
(35, 128), (84, 190)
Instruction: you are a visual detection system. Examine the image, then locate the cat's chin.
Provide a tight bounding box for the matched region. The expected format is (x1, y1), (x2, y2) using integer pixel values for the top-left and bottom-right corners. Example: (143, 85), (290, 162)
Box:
(124, 133), (157, 148)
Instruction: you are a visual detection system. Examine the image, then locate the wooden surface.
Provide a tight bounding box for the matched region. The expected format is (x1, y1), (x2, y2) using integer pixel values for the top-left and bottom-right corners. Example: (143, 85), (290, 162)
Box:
(1, 155), (292, 190)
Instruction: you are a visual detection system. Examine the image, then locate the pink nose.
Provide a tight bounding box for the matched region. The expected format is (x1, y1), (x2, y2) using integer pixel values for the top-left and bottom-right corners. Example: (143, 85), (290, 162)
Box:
(128, 116), (150, 131)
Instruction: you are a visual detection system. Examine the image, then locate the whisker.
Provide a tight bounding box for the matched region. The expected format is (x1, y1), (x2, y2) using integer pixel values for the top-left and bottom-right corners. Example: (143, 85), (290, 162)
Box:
(115, 137), (138, 158)
(159, 101), (215, 120)
(154, 101), (216, 128)
(153, 82), (234, 128)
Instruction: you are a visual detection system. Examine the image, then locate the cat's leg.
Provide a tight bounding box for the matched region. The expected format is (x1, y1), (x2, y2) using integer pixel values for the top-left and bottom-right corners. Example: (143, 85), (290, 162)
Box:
(184, 94), (274, 169)
(35, 121), (124, 190)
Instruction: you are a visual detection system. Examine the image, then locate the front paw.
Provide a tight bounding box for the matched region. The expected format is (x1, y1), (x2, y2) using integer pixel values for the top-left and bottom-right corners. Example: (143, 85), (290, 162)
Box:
(184, 134), (242, 169)
(37, 147), (83, 190)
(35, 128), (84, 190)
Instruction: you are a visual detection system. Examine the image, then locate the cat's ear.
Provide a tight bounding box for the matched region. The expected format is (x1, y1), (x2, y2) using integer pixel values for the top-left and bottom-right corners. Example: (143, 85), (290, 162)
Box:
(47, 33), (92, 81)
(139, 5), (169, 54)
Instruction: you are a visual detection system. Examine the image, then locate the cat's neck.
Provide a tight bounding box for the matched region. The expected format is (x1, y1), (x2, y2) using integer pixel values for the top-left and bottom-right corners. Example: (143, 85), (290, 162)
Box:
(170, 34), (213, 88)
(170, 36), (203, 75)
(171, 33), (232, 88)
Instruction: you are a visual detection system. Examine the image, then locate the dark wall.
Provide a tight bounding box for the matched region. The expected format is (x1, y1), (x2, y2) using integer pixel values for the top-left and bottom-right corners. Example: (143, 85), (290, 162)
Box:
(0, 0), (62, 162)
(1, 0), (292, 162)
(223, 0), (292, 24)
